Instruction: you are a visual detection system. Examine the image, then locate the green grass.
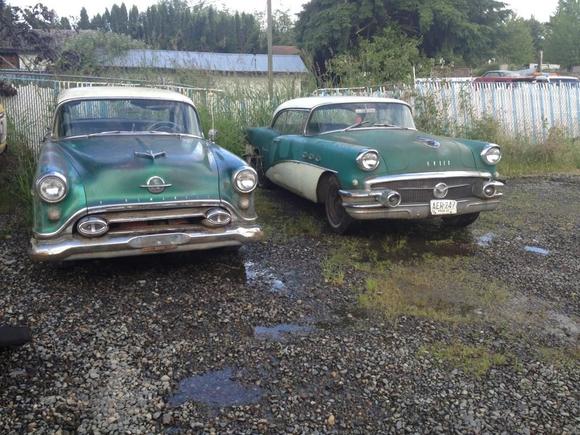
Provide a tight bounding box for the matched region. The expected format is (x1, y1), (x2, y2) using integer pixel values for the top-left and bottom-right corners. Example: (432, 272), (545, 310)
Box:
(0, 117), (35, 223)
(422, 342), (512, 377)
(254, 190), (322, 242)
(536, 347), (580, 370)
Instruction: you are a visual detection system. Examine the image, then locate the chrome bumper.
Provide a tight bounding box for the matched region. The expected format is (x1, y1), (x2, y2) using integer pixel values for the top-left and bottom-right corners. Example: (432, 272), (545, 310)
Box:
(340, 190), (502, 220)
(30, 225), (263, 261)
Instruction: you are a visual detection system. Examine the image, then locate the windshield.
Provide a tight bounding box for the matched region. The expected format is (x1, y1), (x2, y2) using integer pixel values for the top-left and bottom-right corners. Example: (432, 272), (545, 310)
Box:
(55, 98), (202, 138)
(307, 102), (415, 135)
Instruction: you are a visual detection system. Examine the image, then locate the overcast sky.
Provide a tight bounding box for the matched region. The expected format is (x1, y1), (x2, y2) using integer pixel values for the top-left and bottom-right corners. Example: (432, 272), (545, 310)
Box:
(7, 0), (560, 23)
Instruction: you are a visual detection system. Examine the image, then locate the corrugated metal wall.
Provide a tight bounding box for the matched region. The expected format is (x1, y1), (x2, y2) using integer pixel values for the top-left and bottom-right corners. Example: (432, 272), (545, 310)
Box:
(315, 82), (580, 142)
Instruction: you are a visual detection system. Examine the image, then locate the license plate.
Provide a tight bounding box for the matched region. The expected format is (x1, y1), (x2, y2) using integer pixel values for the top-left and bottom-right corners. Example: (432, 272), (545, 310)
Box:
(430, 200), (457, 215)
(129, 233), (189, 249)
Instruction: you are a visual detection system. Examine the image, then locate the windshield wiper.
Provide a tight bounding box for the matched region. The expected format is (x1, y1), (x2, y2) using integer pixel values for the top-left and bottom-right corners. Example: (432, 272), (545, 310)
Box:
(87, 130), (124, 137)
(344, 120), (372, 131)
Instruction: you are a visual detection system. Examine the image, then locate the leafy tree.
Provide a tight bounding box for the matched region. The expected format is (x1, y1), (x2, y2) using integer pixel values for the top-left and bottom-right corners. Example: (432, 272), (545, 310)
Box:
(78, 7), (90, 30)
(128, 5), (141, 39)
(0, 1), (58, 64)
(544, 0), (580, 69)
(273, 9), (296, 45)
(59, 17), (72, 30)
(525, 17), (546, 52)
(326, 26), (421, 86)
(57, 31), (144, 74)
(295, 0), (513, 72)
(497, 18), (535, 66)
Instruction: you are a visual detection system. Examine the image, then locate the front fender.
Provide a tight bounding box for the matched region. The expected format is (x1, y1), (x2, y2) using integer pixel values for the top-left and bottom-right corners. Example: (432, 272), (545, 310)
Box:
(309, 138), (376, 190)
(210, 144), (258, 222)
(33, 142), (87, 237)
(455, 138), (500, 174)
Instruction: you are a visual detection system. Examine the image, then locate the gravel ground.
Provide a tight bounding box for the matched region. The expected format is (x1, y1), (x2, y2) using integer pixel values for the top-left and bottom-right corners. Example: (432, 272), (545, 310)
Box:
(0, 175), (579, 434)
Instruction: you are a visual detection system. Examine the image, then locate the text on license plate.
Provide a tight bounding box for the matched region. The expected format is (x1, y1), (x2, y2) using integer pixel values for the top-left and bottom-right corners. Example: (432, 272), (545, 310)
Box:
(430, 200), (457, 215)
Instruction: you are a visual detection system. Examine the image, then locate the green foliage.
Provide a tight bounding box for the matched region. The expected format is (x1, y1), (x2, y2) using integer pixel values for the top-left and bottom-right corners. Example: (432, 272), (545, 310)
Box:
(497, 18), (535, 65)
(544, 0), (580, 69)
(1, 116), (35, 222)
(326, 26), (422, 86)
(295, 0), (513, 74)
(56, 31), (145, 74)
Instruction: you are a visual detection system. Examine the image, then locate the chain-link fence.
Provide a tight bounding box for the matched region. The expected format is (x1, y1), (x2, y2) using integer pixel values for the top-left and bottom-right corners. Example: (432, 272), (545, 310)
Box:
(0, 71), (223, 153)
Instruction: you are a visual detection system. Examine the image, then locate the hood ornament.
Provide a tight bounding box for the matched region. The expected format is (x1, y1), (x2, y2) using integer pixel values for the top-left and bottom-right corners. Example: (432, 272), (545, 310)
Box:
(417, 137), (441, 148)
(135, 150), (166, 160)
(140, 176), (172, 194)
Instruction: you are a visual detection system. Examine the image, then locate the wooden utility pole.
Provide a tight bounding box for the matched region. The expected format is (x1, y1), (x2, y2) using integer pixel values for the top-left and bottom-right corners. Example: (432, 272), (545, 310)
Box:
(267, 0), (273, 100)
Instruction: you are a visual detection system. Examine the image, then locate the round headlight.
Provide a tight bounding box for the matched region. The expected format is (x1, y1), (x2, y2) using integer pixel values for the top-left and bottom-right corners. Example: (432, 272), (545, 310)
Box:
(481, 145), (502, 165)
(37, 173), (68, 203)
(233, 167), (258, 193)
(356, 150), (380, 171)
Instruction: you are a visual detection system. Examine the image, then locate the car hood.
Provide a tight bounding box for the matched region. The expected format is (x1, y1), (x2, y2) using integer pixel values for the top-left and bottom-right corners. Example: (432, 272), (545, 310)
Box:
(55, 134), (220, 208)
(321, 129), (477, 173)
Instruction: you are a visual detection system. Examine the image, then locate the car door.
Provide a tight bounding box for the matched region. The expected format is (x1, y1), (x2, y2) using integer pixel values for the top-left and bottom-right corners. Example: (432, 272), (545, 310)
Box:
(263, 109), (310, 197)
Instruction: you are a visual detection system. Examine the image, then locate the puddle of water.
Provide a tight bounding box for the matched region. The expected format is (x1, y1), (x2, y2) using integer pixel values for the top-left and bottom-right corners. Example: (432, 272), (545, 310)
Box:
(254, 324), (313, 341)
(168, 368), (263, 408)
(245, 261), (287, 293)
(524, 246), (550, 256)
(477, 232), (495, 247)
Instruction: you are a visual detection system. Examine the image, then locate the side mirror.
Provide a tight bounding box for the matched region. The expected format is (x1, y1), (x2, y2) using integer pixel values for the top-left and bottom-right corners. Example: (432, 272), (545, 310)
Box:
(208, 129), (218, 142)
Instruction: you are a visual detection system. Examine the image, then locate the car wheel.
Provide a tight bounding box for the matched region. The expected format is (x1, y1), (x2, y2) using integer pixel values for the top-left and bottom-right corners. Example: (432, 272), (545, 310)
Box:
(324, 176), (352, 234)
(441, 212), (480, 228)
(245, 150), (272, 188)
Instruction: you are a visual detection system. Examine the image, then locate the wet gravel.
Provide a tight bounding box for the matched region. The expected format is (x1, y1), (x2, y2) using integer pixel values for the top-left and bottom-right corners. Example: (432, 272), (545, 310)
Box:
(1, 175), (579, 434)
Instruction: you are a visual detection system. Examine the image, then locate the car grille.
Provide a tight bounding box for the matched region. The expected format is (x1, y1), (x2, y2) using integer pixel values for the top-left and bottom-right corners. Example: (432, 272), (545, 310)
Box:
(370, 177), (481, 204)
(75, 207), (212, 237)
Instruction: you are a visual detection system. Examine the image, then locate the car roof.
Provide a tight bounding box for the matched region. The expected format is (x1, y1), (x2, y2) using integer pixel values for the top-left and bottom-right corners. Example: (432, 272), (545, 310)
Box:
(57, 86), (194, 106)
(273, 96), (410, 118)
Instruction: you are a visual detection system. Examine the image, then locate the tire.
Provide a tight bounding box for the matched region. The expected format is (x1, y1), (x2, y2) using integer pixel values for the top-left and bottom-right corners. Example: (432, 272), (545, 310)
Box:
(324, 176), (352, 234)
(245, 150), (272, 188)
(441, 212), (480, 228)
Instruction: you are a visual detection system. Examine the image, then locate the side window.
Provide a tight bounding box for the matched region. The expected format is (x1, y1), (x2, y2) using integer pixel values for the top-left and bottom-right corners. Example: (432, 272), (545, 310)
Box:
(272, 111), (290, 133)
(272, 110), (307, 135)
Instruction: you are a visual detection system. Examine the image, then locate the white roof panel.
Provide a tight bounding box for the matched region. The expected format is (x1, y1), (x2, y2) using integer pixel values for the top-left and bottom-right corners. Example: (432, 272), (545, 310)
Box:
(273, 96), (410, 118)
(57, 86), (194, 105)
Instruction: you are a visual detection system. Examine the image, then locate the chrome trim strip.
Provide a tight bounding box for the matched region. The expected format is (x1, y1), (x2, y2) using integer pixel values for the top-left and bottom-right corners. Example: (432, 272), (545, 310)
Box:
(139, 183), (173, 189)
(364, 171), (493, 189)
(87, 199), (223, 213)
(271, 159), (337, 174)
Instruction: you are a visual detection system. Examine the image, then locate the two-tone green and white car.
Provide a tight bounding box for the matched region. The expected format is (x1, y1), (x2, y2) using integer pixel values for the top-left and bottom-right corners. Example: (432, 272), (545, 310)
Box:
(246, 96), (503, 233)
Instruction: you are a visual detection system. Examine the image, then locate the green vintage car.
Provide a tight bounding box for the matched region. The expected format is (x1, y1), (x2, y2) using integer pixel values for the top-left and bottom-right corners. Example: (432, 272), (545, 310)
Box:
(30, 87), (262, 261)
(246, 96), (503, 233)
